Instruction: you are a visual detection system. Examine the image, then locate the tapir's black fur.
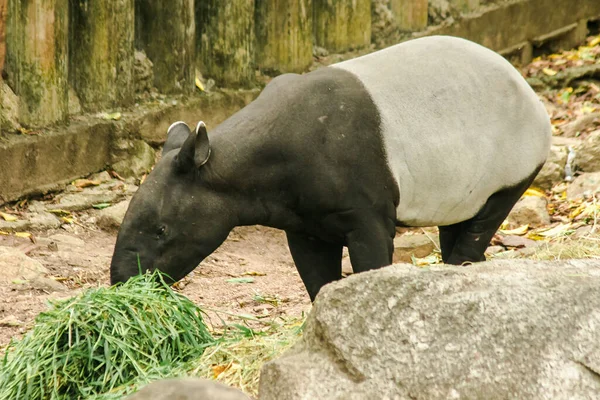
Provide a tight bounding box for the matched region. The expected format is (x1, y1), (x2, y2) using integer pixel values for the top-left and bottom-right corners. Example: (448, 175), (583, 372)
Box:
(111, 40), (548, 301)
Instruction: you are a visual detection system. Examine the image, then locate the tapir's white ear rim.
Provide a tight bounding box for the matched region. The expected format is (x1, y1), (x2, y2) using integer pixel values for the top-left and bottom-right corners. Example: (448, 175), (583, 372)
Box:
(167, 121), (189, 135)
(194, 121), (211, 167)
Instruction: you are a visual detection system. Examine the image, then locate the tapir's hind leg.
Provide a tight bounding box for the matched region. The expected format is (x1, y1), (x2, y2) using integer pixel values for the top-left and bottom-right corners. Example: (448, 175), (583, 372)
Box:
(286, 231), (343, 301)
(443, 166), (542, 265)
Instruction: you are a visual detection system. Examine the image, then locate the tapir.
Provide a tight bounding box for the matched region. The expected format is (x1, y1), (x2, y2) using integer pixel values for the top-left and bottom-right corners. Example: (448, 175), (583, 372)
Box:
(110, 35), (551, 301)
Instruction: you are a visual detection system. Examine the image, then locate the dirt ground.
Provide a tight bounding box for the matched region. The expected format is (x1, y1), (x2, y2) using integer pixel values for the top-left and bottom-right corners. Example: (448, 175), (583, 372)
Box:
(0, 207), (312, 350)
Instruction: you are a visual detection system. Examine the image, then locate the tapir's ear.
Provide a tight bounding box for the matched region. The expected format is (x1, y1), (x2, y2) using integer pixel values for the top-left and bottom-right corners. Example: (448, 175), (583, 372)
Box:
(174, 121), (211, 173)
(163, 121), (191, 156)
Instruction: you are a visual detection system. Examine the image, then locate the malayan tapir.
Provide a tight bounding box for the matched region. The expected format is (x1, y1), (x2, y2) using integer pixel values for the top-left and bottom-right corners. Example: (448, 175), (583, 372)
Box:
(110, 36), (551, 301)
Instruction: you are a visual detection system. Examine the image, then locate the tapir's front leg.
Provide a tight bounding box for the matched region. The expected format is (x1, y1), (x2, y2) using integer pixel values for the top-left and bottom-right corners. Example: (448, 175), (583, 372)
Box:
(345, 210), (395, 273)
(285, 231), (343, 301)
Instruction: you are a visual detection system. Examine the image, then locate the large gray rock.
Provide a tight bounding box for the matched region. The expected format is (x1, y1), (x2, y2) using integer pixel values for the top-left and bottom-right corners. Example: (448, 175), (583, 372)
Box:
(533, 145), (568, 190)
(125, 378), (251, 400)
(259, 260), (600, 399)
(574, 129), (600, 172)
(97, 199), (131, 231)
(506, 195), (550, 228)
(566, 172), (600, 200)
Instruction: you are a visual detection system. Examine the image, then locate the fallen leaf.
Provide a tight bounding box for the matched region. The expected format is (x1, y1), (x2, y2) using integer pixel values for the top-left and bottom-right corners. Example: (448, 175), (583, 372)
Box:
(581, 105), (597, 114)
(102, 112), (122, 121)
(195, 77), (205, 91)
(523, 188), (546, 197)
(14, 232), (31, 238)
(92, 203), (111, 210)
(0, 231), (9, 235)
(212, 364), (230, 378)
(73, 179), (101, 188)
(61, 216), (74, 224)
(0, 212), (17, 222)
(11, 279), (27, 285)
(412, 254), (440, 266)
(242, 271), (267, 276)
(590, 36), (600, 47)
(499, 224), (529, 235)
(48, 209), (71, 216)
(536, 223), (573, 238)
(226, 277), (255, 284)
(542, 68), (557, 76)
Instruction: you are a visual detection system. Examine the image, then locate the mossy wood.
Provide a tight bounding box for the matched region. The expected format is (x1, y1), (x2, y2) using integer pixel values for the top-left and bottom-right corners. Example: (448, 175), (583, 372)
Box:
(255, 0), (313, 74)
(313, 0), (371, 53)
(136, 0), (195, 94)
(390, 0), (428, 31)
(69, 0), (134, 111)
(196, 1), (255, 88)
(5, 0), (68, 128)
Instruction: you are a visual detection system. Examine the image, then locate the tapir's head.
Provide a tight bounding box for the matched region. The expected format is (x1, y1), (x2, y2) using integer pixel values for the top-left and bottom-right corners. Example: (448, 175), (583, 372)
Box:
(109, 121), (235, 285)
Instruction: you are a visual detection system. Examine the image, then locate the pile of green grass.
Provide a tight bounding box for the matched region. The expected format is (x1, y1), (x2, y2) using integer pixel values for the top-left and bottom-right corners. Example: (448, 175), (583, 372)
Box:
(0, 271), (214, 400)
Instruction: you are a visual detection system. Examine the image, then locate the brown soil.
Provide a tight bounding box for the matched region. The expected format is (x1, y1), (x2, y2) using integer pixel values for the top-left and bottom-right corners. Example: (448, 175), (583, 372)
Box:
(0, 215), (311, 350)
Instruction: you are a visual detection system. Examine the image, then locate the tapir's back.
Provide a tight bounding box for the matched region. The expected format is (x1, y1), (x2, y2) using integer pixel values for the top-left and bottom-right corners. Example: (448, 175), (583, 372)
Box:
(332, 35), (551, 226)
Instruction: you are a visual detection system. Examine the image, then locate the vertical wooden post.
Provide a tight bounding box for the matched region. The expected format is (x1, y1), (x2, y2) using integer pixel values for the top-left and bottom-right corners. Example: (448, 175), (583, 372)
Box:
(136, 0), (195, 93)
(69, 0), (134, 111)
(196, 1), (255, 88)
(390, 0), (428, 31)
(255, 0), (313, 74)
(6, 0), (69, 128)
(313, 0), (371, 53)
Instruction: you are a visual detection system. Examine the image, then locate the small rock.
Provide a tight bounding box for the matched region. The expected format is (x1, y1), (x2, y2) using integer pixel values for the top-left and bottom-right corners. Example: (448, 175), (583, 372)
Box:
(341, 256), (353, 276)
(97, 200), (131, 231)
(68, 86), (82, 116)
(112, 140), (156, 178)
(393, 234), (438, 264)
(574, 130), (600, 172)
(500, 235), (537, 249)
(124, 378), (251, 400)
(47, 184), (126, 211)
(533, 145), (568, 190)
(562, 113), (600, 137)
(89, 171), (112, 183)
(506, 196), (550, 228)
(313, 46), (329, 57)
(0, 212), (61, 232)
(566, 172), (600, 200)
(134, 50), (154, 94)
(30, 276), (67, 292)
(47, 233), (85, 249)
(0, 315), (22, 327)
(0, 246), (48, 284)
(485, 245), (505, 255)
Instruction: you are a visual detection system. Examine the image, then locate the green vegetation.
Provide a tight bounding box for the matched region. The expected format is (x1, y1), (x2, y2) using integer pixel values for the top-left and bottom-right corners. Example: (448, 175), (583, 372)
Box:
(0, 270), (302, 399)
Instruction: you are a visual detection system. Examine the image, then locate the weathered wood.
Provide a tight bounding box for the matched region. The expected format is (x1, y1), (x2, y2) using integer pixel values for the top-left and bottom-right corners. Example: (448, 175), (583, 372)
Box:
(0, 0), (6, 77)
(6, 0), (69, 128)
(136, 0), (195, 93)
(69, 0), (134, 111)
(255, 0), (313, 74)
(196, 1), (255, 88)
(313, 0), (371, 53)
(390, 0), (428, 31)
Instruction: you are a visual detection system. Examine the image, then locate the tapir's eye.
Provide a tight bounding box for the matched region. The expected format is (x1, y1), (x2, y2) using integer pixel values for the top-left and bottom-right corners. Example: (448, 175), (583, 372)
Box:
(157, 226), (166, 237)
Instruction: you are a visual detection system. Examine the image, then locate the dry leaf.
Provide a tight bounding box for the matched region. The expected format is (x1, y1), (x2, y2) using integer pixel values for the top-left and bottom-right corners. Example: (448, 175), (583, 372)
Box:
(242, 271), (267, 276)
(0, 231), (9, 235)
(0, 212), (18, 222)
(61, 216), (74, 224)
(195, 77), (205, 91)
(212, 364), (231, 378)
(499, 224), (529, 235)
(590, 36), (600, 47)
(14, 232), (31, 238)
(542, 68), (557, 76)
(73, 179), (101, 188)
(536, 223), (573, 238)
(48, 209), (71, 216)
(523, 188), (546, 197)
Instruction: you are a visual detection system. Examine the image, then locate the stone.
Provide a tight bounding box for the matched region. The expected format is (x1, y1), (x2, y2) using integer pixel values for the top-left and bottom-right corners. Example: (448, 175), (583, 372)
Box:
(97, 200), (131, 231)
(111, 139), (156, 178)
(574, 130), (600, 172)
(0, 212), (61, 232)
(506, 196), (550, 228)
(533, 145), (568, 190)
(499, 234), (537, 248)
(0, 80), (21, 133)
(134, 50), (154, 94)
(47, 233), (85, 249)
(566, 172), (600, 200)
(68, 86), (82, 116)
(0, 246), (48, 284)
(88, 171), (112, 183)
(124, 378), (251, 400)
(484, 245), (504, 255)
(46, 185), (127, 212)
(30, 276), (67, 292)
(393, 233), (438, 263)
(259, 259), (600, 399)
